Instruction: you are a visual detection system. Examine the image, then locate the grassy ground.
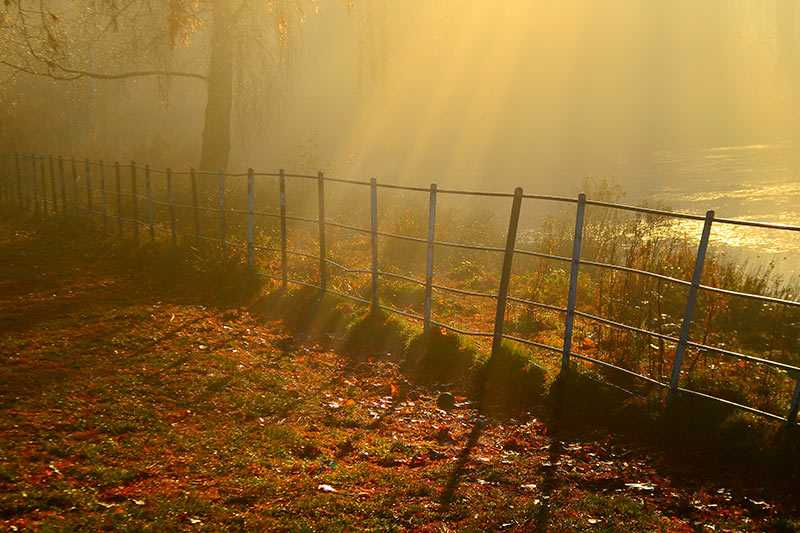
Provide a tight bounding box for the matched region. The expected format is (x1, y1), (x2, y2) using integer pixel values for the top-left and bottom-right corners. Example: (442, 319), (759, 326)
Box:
(1, 213), (799, 532)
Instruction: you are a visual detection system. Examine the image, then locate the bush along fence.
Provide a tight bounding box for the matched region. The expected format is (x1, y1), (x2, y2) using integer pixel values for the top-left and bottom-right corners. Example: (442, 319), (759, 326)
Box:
(2, 152), (800, 426)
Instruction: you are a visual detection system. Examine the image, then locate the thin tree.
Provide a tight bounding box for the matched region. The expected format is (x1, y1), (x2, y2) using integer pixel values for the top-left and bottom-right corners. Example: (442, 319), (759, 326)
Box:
(0, 0), (316, 170)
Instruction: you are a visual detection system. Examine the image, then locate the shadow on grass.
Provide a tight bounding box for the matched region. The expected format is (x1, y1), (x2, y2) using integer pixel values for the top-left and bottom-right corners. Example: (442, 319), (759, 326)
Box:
(547, 367), (800, 496)
(440, 417), (485, 507)
(534, 383), (567, 533)
(8, 212), (800, 502)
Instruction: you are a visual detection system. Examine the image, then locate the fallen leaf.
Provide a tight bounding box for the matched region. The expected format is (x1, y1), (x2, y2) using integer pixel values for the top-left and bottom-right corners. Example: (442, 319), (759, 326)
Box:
(625, 482), (656, 491)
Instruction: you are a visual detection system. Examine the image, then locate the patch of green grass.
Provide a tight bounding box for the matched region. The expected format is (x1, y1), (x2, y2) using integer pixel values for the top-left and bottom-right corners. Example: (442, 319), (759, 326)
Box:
(343, 309), (413, 359)
(403, 329), (478, 387)
(476, 341), (548, 413)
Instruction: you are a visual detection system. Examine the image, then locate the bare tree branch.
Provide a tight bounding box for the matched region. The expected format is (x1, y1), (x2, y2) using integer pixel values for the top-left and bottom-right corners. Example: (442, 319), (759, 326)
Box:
(0, 59), (207, 82)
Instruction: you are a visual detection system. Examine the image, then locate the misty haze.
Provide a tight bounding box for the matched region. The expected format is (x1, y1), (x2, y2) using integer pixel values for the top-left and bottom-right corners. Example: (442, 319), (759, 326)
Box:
(2, 1), (800, 531)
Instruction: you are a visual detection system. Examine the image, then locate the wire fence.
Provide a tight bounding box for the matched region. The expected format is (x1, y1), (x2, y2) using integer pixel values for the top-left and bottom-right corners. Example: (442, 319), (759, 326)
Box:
(2, 152), (799, 426)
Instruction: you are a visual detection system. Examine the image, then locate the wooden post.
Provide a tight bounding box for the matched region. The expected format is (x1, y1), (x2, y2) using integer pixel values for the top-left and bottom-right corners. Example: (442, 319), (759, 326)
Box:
(99, 161), (107, 231)
(491, 188), (524, 357)
(669, 210), (715, 395)
(144, 164), (155, 241)
(58, 156), (66, 213)
(131, 162), (139, 243)
(85, 159), (93, 213)
(115, 162), (123, 236)
(247, 168), (255, 271)
(39, 156), (48, 216)
(48, 156), (57, 214)
(317, 171), (327, 292)
(370, 177), (379, 311)
(423, 183), (438, 333)
(14, 153), (22, 208)
(279, 169), (288, 289)
(190, 168), (200, 242)
(71, 158), (78, 214)
(561, 193), (587, 373)
(167, 168), (177, 246)
(218, 171), (226, 246)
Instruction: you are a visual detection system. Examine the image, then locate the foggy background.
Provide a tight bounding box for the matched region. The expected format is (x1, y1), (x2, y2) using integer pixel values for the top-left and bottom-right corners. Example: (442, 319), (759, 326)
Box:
(2, 1), (798, 205)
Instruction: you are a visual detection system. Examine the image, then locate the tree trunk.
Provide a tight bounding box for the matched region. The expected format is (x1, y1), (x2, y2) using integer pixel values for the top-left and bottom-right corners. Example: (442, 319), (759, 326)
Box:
(199, 0), (234, 171)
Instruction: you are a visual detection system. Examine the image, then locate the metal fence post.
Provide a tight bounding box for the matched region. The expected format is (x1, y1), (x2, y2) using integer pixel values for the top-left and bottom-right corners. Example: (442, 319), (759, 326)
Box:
(145, 164), (155, 241)
(167, 168), (177, 247)
(115, 162), (123, 236)
(317, 171), (327, 292)
(28, 154), (34, 210)
(561, 193), (587, 373)
(58, 156), (66, 212)
(99, 161), (107, 231)
(25, 154), (32, 211)
(2, 154), (8, 205)
(423, 183), (438, 333)
(247, 168), (255, 271)
(14, 153), (22, 208)
(0, 155), (5, 205)
(2, 155), (8, 204)
(32, 156), (40, 216)
(71, 158), (78, 214)
(218, 170), (226, 246)
(370, 177), (380, 311)
(48, 156), (57, 214)
(85, 159), (93, 213)
(190, 168), (199, 242)
(788, 376), (800, 426)
(39, 156), (48, 216)
(669, 210), (714, 395)
(491, 188), (524, 357)
(279, 169), (288, 289)
(131, 162), (139, 243)
(26, 154), (32, 210)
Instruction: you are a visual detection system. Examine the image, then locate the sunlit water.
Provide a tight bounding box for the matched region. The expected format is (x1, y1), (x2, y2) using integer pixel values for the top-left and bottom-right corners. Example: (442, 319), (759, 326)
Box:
(638, 142), (800, 281)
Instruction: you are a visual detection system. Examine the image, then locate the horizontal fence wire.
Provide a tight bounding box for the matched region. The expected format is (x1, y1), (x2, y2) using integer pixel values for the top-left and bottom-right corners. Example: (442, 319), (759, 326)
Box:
(4, 151), (800, 428)
(431, 283), (496, 299)
(376, 230), (428, 244)
(433, 239), (506, 253)
(579, 258), (692, 286)
(502, 334), (562, 354)
(570, 351), (670, 388)
(584, 199), (708, 221)
(378, 270), (426, 286)
(436, 188), (515, 198)
(326, 258), (371, 275)
(574, 310), (681, 344)
(506, 295), (567, 313)
(429, 319), (494, 338)
(677, 387), (786, 422)
(515, 248), (572, 263)
(378, 304), (425, 321)
(325, 219), (371, 234)
(685, 340), (800, 373)
(252, 245), (321, 261)
(699, 284), (800, 308)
